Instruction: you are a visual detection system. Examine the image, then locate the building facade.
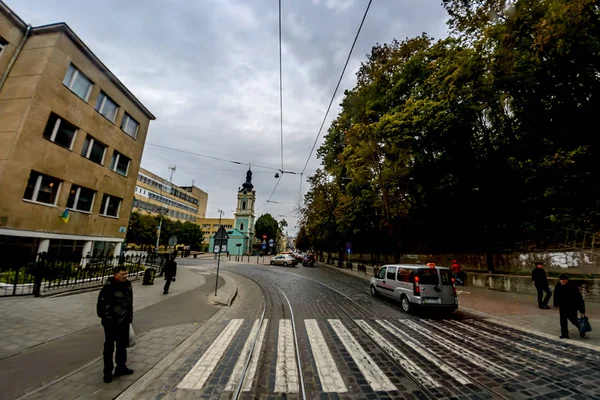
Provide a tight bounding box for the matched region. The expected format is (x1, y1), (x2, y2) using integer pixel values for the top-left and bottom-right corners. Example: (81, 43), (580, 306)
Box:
(132, 167), (208, 224)
(0, 1), (155, 260)
(198, 218), (234, 245)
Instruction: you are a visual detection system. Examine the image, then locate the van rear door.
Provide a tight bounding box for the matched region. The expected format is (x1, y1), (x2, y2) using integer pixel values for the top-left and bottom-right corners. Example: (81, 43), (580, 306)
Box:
(417, 268), (442, 305)
(438, 268), (456, 305)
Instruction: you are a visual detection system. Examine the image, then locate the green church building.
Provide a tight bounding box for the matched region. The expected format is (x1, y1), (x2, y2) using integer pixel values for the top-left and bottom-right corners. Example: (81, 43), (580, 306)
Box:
(209, 169), (256, 255)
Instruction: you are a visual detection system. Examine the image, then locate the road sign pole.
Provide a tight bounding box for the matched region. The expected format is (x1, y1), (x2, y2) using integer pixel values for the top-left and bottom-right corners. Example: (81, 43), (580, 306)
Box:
(215, 239), (221, 297)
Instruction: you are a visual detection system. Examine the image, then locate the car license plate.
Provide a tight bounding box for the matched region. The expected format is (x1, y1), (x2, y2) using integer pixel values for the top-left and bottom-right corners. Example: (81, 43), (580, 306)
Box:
(423, 298), (441, 304)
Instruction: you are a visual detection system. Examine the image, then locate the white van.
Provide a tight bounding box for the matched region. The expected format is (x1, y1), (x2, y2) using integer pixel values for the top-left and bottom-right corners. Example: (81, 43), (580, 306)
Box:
(370, 264), (458, 313)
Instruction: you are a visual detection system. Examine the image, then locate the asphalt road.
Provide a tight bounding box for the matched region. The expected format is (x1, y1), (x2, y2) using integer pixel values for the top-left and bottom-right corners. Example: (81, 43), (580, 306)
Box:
(146, 261), (600, 400)
(0, 267), (223, 400)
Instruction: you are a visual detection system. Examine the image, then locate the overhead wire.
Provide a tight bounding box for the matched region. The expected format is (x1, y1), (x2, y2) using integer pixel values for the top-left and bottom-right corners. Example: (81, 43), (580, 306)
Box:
(300, 0), (373, 176)
(279, 0), (284, 172)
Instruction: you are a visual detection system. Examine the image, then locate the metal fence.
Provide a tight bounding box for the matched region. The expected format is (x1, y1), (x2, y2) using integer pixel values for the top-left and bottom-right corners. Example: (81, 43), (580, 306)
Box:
(0, 252), (166, 297)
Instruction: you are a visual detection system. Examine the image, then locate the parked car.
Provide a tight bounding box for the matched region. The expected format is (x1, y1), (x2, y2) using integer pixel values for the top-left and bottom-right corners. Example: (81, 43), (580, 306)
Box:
(370, 263), (458, 314)
(302, 254), (315, 267)
(270, 254), (298, 267)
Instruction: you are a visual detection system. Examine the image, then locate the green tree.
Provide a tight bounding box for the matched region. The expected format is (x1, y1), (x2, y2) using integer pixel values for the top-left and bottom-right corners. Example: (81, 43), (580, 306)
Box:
(178, 222), (205, 249)
(254, 214), (279, 243)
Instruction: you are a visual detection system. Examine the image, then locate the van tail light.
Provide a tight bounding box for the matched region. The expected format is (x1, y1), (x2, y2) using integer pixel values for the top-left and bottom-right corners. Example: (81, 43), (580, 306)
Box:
(453, 285), (457, 297)
(414, 276), (420, 296)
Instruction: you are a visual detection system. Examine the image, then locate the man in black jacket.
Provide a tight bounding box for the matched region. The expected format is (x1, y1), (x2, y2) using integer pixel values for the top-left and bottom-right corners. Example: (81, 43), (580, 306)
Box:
(163, 252), (177, 294)
(532, 261), (552, 309)
(97, 266), (134, 383)
(553, 274), (586, 339)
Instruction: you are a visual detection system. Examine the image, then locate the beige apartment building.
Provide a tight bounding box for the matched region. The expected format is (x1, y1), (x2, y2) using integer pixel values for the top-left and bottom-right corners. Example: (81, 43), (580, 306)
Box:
(198, 218), (235, 245)
(0, 1), (155, 260)
(133, 167), (208, 223)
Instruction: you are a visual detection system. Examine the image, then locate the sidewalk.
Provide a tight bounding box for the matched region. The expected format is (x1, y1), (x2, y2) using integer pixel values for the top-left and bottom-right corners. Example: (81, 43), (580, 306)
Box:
(318, 261), (600, 348)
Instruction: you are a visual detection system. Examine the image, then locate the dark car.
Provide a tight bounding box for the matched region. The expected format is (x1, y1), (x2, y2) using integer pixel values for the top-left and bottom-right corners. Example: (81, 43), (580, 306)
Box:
(302, 254), (315, 267)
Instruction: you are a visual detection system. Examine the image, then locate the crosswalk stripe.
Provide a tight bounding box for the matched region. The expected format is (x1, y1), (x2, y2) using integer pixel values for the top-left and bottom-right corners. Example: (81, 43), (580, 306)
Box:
(355, 320), (441, 389)
(398, 319), (518, 378)
(446, 320), (576, 367)
(420, 319), (551, 372)
(275, 319), (299, 393)
(224, 319), (263, 392)
(328, 319), (396, 392)
(178, 319), (244, 390)
(305, 319), (347, 393)
(242, 319), (269, 392)
(377, 320), (472, 385)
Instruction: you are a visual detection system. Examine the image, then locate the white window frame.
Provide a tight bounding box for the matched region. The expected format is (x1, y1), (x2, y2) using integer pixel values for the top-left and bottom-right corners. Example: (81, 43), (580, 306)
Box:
(111, 151), (130, 177)
(63, 64), (93, 102)
(0, 37), (7, 56)
(96, 91), (118, 122)
(24, 173), (62, 206)
(101, 195), (121, 218)
(121, 114), (139, 139)
(83, 136), (107, 165)
(48, 117), (77, 150)
(68, 185), (96, 213)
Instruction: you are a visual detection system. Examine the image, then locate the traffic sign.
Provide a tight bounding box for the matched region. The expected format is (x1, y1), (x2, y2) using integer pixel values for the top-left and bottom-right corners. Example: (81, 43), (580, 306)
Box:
(263, 234), (267, 240)
(261, 243), (267, 250)
(346, 242), (352, 249)
(269, 239), (274, 247)
(168, 236), (178, 247)
(346, 247), (352, 255)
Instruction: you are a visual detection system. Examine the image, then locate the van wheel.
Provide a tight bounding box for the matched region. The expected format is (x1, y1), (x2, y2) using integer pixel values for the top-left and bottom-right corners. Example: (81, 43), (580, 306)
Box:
(370, 285), (378, 298)
(401, 295), (412, 313)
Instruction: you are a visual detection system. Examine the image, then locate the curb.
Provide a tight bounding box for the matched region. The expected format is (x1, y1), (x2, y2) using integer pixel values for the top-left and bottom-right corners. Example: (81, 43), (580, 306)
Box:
(207, 272), (238, 306)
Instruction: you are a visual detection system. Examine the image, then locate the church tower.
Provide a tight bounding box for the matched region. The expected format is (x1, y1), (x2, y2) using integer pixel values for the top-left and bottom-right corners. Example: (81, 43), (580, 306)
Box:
(234, 168), (256, 253)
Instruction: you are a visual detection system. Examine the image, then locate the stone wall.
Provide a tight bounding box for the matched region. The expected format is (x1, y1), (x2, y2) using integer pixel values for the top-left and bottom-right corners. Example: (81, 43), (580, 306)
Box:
(466, 272), (600, 303)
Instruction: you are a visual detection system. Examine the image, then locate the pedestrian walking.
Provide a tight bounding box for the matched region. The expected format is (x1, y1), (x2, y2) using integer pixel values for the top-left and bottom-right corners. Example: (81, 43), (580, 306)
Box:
(451, 260), (463, 286)
(532, 261), (552, 309)
(553, 274), (586, 339)
(163, 252), (178, 295)
(96, 266), (134, 383)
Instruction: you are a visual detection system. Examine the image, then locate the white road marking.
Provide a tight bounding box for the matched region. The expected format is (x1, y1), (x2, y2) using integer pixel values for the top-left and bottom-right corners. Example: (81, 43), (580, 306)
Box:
(398, 319), (518, 378)
(376, 320), (472, 385)
(275, 319), (299, 393)
(224, 319), (262, 391)
(178, 319), (244, 390)
(355, 320), (441, 389)
(453, 320), (576, 366)
(421, 320), (551, 371)
(328, 319), (396, 392)
(305, 319), (347, 393)
(242, 319), (269, 392)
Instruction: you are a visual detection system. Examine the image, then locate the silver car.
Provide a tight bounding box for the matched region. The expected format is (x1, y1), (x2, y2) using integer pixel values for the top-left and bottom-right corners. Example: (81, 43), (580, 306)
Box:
(270, 254), (298, 267)
(370, 264), (458, 314)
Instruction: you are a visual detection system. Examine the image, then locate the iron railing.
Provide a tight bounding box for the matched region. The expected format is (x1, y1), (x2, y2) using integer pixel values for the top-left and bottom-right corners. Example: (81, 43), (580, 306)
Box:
(0, 252), (166, 297)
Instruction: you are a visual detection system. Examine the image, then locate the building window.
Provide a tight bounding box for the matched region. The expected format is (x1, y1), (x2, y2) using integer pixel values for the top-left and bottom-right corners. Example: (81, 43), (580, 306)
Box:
(242, 201), (246, 210)
(66, 185), (95, 212)
(121, 113), (139, 138)
(110, 151), (130, 176)
(240, 223), (244, 231)
(81, 135), (106, 165)
(95, 91), (118, 122)
(42, 113), (77, 150)
(100, 194), (122, 217)
(62, 64), (93, 102)
(23, 171), (62, 205)
(0, 36), (7, 56)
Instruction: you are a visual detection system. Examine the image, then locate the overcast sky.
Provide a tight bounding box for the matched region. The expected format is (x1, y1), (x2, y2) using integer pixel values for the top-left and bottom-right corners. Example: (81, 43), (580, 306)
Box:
(12, 0), (448, 235)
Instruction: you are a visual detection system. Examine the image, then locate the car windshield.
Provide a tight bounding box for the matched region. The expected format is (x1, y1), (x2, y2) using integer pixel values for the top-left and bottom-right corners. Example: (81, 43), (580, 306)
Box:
(418, 269), (439, 285)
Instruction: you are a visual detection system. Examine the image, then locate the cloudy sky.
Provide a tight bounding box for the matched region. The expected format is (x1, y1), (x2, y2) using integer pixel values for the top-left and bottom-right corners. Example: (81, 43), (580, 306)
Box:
(12, 0), (448, 235)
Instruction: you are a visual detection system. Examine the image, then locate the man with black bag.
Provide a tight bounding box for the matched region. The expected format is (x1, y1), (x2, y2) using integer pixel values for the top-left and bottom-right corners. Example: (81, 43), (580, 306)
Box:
(96, 266), (134, 383)
(553, 274), (586, 339)
(163, 251), (177, 295)
(532, 261), (552, 309)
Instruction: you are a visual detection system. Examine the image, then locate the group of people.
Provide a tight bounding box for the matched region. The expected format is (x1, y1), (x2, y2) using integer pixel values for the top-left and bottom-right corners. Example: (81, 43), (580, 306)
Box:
(96, 252), (178, 383)
(532, 261), (587, 339)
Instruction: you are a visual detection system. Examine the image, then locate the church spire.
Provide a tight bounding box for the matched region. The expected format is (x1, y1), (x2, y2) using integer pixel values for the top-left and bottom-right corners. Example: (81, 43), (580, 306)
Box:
(241, 167), (254, 191)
